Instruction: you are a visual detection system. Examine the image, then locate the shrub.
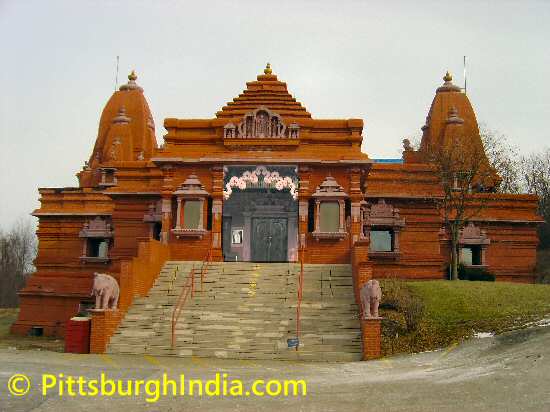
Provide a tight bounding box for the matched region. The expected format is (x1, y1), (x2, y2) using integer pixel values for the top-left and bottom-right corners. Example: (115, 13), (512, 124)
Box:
(399, 294), (425, 332)
(535, 249), (550, 284)
(380, 278), (425, 332)
(458, 264), (496, 282)
(380, 278), (409, 310)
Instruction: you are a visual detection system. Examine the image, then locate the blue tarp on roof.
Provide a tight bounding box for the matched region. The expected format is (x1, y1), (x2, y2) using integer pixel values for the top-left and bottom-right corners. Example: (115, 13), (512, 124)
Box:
(373, 158), (403, 164)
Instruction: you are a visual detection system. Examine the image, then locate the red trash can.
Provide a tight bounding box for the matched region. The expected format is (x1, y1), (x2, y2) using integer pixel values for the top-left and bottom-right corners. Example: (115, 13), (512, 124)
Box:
(65, 317), (91, 354)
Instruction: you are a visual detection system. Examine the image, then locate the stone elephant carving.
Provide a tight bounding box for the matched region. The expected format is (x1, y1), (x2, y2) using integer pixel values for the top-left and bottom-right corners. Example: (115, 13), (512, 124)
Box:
(360, 279), (382, 319)
(91, 273), (119, 310)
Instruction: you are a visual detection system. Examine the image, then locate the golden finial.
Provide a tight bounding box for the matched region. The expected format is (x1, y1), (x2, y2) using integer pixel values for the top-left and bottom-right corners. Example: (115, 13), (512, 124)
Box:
(264, 63), (272, 75)
(443, 70), (452, 82)
(128, 70), (137, 81)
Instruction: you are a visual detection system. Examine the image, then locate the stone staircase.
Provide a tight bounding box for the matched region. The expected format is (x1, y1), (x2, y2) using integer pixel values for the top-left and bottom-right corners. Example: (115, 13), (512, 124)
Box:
(108, 261), (362, 361)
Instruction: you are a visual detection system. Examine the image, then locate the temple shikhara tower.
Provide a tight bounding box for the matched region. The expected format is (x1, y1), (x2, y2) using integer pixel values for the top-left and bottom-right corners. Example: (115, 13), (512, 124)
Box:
(12, 64), (540, 360)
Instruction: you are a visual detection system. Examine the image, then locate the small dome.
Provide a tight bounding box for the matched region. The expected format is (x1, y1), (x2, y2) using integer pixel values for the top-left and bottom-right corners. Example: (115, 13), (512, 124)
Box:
(420, 71), (477, 151)
(88, 70), (157, 169)
(418, 71), (500, 189)
(437, 70), (462, 93)
(119, 70), (143, 92)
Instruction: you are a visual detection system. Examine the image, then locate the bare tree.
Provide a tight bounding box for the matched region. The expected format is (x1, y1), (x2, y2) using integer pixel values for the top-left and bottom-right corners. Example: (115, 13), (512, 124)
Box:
(480, 125), (521, 194)
(0, 218), (37, 307)
(521, 149), (550, 249)
(427, 137), (495, 280)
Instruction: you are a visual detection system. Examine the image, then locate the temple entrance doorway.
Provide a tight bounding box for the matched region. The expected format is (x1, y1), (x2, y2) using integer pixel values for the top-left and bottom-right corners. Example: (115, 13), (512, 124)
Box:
(251, 217), (288, 262)
(222, 166), (298, 262)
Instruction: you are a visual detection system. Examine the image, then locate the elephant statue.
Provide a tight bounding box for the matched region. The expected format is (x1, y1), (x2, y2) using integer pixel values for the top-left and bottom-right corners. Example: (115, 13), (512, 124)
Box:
(91, 273), (119, 310)
(360, 279), (382, 319)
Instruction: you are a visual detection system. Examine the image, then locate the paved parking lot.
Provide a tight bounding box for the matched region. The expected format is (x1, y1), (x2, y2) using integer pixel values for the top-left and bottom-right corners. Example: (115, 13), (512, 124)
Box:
(1, 324), (550, 411)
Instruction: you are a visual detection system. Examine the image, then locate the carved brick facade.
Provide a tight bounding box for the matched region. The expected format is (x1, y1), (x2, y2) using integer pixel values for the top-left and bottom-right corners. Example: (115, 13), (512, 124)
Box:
(11, 66), (540, 338)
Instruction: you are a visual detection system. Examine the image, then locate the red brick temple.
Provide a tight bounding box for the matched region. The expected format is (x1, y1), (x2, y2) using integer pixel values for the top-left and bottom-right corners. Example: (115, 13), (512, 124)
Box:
(12, 64), (540, 360)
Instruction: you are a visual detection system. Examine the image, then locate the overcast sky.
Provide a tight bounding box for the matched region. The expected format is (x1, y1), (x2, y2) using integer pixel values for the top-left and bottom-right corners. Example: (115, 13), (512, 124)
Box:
(0, 0), (549, 229)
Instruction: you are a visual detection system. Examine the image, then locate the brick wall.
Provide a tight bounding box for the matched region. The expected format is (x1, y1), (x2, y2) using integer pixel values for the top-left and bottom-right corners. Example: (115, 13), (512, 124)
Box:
(90, 309), (123, 353)
(89, 238), (170, 353)
(361, 318), (382, 360)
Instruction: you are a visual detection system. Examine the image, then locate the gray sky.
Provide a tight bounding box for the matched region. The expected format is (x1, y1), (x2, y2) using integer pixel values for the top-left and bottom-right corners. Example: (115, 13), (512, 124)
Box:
(1, 0), (549, 229)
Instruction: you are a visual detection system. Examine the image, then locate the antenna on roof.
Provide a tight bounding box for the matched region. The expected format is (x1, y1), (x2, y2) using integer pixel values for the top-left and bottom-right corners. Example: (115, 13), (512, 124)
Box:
(463, 55), (467, 95)
(115, 55), (120, 91)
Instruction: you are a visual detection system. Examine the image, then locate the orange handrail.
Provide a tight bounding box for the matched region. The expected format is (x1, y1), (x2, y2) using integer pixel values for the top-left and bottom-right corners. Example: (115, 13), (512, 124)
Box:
(171, 248), (212, 348)
(296, 247), (305, 350)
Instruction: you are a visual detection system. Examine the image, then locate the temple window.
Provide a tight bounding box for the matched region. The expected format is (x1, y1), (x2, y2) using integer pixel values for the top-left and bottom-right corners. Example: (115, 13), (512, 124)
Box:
(183, 200), (202, 229)
(98, 167), (117, 188)
(143, 201), (162, 241)
(311, 176), (348, 240)
(307, 199), (315, 232)
(172, 174), (209, 239)
(79, 217), (113, 263)
(460, 245), (482, 266)
(361, 199), (405, 259)
(87, 238), (109, 258)
(319, 201), (340, 232)
(458, 223), (490, 266)
(152, 223), (162, 241)
(370, 229), (394, 252)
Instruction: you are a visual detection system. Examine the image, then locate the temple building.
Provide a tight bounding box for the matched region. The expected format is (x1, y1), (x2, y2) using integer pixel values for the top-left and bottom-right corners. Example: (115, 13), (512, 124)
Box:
(12, 65), (540, 355)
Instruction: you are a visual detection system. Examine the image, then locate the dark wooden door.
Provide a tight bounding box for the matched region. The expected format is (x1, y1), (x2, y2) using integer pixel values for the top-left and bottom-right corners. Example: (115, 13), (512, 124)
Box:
(251, 218), (287, 262)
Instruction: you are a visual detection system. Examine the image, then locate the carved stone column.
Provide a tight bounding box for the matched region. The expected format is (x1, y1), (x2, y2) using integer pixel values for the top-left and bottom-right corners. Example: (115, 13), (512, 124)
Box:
(315, 200), (321, 232)
(211, 166), (224, 261)
(243, 211), (252, 261)
(287, 213), (299, 262)
(175, 198), (182, 228)
(349, 167), (363, 246)
(338, 199), (345, 231)
(298, 165), (311, 254)
(212, 199), (222, 250)
(160, 195), (172, 245)
(160, 165), (175, 245)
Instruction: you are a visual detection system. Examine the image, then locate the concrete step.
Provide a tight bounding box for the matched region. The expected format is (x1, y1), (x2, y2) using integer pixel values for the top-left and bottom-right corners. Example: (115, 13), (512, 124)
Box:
(108, 261), (362, 361)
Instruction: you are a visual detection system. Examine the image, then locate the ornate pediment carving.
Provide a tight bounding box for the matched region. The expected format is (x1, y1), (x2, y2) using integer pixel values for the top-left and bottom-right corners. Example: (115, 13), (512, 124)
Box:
(459, 222), (490, 246)
(362, 199), (405, 228)
(312, 176), (348, 198)
(224, 106), (299, 140)
(79, 217), (113, 238)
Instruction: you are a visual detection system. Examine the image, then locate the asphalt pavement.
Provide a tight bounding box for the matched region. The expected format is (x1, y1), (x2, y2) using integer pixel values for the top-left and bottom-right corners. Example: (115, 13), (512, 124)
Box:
(1, 323), (550, 411)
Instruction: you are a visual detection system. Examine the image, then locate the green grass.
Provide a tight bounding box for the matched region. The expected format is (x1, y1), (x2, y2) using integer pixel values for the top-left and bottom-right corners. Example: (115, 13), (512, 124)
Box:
(409, 280), (550, 326)
(0, 309), (64, 352)
(381, 280), (550, 356)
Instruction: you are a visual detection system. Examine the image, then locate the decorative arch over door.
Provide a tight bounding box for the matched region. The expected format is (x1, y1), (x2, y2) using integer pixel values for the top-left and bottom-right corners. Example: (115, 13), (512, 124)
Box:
(223, 165), (298, 200)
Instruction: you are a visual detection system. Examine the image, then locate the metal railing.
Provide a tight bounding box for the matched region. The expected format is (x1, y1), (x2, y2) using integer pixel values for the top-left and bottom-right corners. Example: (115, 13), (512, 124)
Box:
(171, 248), (212, 348)
(295, 247), (305, 350)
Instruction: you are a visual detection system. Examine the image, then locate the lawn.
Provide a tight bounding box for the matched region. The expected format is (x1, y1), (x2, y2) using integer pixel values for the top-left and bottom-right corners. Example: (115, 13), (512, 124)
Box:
(0, 309), (64, 352)
(381, 279), (550, 356)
